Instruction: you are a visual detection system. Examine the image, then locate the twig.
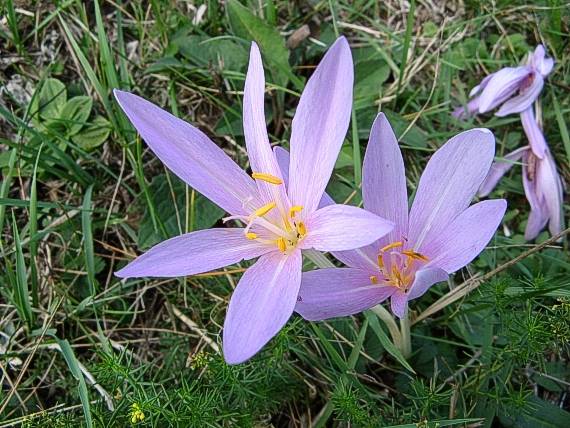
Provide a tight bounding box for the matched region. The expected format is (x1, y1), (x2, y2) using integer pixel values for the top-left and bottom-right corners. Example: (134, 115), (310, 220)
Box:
(167, 303), (220, 354)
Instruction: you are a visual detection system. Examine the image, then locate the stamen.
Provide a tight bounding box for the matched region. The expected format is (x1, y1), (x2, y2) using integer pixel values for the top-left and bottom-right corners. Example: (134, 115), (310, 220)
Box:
(289, 205), (303, 218)
(276, 237), (287, 252)
(252, 172), (283, 185)
(254, 201), (276, 217)
(370, 275), (378, 284)
(297, 221), (307, 236)
(380, 241), (403, 252)
(245, 232), (257, 240)
(377, 254), (384, 269)
(402, 250), (429, 262)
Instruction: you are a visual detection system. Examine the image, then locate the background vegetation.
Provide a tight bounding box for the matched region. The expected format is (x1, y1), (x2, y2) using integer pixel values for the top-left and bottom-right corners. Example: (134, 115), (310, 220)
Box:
(0, 0), (569, 426)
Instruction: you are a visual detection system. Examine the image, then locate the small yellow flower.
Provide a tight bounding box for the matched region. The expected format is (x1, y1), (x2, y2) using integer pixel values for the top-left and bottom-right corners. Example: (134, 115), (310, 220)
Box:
(129, 402), (145, 425)
(190, 351), (210, 370)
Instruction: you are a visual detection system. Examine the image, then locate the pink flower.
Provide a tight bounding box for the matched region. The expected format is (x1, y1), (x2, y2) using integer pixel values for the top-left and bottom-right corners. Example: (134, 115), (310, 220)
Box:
(294, 114), (506, 320)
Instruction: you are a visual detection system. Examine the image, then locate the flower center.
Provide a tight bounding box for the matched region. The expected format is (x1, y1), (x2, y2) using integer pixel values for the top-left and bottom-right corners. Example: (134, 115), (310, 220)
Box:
(223, 172), (308, 253)
(369, 241), (429, 292)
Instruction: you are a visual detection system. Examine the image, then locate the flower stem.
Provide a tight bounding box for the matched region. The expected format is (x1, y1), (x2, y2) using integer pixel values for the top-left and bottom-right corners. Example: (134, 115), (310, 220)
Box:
(399, 312), (412, 359)
(304, 249), (335, 268)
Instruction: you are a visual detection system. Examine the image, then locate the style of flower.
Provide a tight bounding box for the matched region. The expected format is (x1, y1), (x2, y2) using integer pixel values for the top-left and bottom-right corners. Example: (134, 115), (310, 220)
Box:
(113, 37), (394, 364)
(295, 114), (506, 320)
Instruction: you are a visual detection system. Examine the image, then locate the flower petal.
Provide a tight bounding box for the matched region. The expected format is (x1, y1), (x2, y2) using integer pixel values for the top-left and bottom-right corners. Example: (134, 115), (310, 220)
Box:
(452, 97), (481, 119)
(295, 268), (394, 320)
(407, 267), (449, 300)
(243, 43), (289, 210)
(496, 72), (543, 117)
(301, 204), (394, 252)
(390, 292), (408, 319)
(478, 146), (528, 197)
(288, 36), (354, 215)
(223, 250), (302, 364)
(538, 150), (565, 237)
(520, 107), (547, 158)
(115, 228), (269, 278)
(531, 45), (554, 76)
(478, 66), (530, 113)
(363, 113), (409, 248)
(423, 200), (507, 273)
(522, 150), (546, 241)
(114, 90), (260, 216)
(408, 129), (495, 252)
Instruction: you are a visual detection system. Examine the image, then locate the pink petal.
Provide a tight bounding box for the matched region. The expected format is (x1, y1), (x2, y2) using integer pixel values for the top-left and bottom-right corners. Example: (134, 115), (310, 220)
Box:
(408, 129), (495, 252)
(390, 292), (408, 319)
(295, 268), (395, 321)
(362, 113), (409, 248)
(115, 228), (269, 278)
(496, 72), (543, 117)
(538, 150), (565, 237)
(520, 107), (547, 158)
(223, 250), (302, 364)
(423, 200), (507, 273)
(114, 90), (260, 216)
(522, 151), (547, 240)
(407, 267), (449, 300)
(243, 44), (289, 212)
(301, 204), (394, 252)
(478, 67), (530, 113)
(288, 36), (354, 216)
(478, 146), (528, 197)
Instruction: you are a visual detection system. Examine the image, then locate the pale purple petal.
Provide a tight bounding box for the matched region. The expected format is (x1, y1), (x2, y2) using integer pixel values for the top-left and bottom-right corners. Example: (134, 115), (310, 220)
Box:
(423, 200), (507, 273)
(288, 36), (354, 216)
(116, 228), (269, 278)
(531, 45), (554, 76)
(295, 268), (395, 320)
(469, 73), (494, 97)
(301, 204), (394, 252)
(114, 90), (260, 216)
(538, 150), (565, 237)
(390, 292), (408, 319)
(478, 67), (530, 113)
(408, 129), (495, 252)
(407, 267), (449, 300)
(452, 97), (480, 119)
(496, 72), (543, 117)
(520, 107), (547, 158)
(223, 250), (302, 364)
(478, 146), (528, 197)
(522, 151), (548, 240)
(362, 113), (409, 248)
(243, 44), (289, 210)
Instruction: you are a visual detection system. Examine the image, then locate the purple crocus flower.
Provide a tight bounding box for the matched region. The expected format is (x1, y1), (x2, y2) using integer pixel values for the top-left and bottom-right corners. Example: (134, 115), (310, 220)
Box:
(113, 37), (394, 364)
(294, 114), (506, 320)
(479, 113), (564, 240)
(453, 45), (554, 127)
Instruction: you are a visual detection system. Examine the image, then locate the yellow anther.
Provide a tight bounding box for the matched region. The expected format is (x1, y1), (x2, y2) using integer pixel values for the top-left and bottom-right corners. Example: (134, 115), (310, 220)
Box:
(377, 254), (384, 269)
(380, 241), (403, 252)
(254, 201), (276, 217)
(297, 221), (307, 236)
(402, 250), (429, 262)
(370, 275), (378, 284)
(289, 205), (303, 218)
(276, 237), (287, 252)
(252, 172), (283, 185)
(245, 232), (257, 240)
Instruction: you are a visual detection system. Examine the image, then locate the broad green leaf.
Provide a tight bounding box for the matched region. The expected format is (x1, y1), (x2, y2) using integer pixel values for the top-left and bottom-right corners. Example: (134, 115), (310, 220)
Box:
(174, 35), (248, 71)
(36, 78), (67, 121)
(73, 116), (111, 151)
(60, 96), (93, 136)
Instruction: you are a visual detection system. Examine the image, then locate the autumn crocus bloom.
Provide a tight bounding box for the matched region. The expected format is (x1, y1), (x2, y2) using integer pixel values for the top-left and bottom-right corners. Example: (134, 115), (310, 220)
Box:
(295, 114), (506, 320)
(113, 37), (393, 364)
(479, 114), (564, 240)
(453, 45), (554, 129)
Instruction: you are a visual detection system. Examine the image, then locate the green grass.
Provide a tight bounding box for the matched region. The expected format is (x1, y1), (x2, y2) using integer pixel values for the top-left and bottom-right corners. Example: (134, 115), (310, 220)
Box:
(0, 1), (569, 427)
